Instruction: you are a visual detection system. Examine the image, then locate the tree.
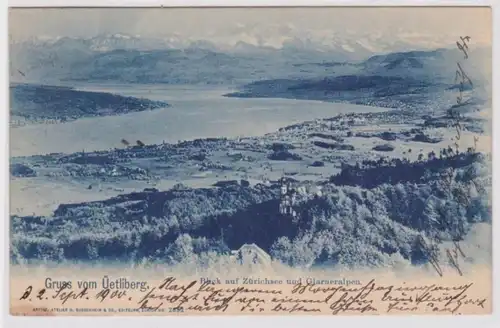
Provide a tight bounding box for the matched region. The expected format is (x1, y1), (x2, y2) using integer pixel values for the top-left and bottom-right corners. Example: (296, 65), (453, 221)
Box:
(166, 234), (194, 264)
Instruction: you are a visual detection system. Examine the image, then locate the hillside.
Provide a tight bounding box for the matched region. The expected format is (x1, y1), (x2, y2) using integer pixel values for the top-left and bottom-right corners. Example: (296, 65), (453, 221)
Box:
(224, 48), (491, 110)
(10, 151), (491, 269)
(10, 83), (169, 123)
(10, 38), (348, 85)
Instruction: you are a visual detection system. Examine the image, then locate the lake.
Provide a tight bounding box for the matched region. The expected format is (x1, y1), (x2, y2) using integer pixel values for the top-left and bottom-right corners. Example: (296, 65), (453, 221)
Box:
(10, 84), (388, 157)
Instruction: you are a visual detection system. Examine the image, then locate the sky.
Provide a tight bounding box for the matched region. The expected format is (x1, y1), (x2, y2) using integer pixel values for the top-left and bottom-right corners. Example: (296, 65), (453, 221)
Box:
(8, 7), (492, 50)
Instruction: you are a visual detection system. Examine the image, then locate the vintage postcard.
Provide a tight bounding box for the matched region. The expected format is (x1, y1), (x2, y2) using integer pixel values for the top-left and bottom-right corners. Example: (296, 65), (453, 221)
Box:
(8, 6), (493, 316)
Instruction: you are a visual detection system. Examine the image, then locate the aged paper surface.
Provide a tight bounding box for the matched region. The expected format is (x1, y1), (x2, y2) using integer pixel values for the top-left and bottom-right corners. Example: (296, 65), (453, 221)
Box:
(8, 7), (492, 316)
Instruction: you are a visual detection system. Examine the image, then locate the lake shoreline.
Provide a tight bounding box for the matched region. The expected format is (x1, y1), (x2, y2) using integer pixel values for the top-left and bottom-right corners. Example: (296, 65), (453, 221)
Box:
(10, 84), (389, 157)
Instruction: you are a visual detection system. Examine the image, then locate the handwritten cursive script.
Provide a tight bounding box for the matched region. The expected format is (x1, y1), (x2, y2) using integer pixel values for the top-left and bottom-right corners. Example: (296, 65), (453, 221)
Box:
(13, 276), (489, 316)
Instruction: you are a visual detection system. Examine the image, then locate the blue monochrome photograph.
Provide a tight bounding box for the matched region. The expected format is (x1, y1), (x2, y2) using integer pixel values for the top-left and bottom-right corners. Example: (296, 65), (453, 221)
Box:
(8, 7), (492, 291)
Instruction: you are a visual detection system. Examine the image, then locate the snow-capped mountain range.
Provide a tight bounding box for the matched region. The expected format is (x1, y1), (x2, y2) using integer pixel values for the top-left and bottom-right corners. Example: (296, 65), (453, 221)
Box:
(10, 29), (462, 57)
(9, 32), (491, 88)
